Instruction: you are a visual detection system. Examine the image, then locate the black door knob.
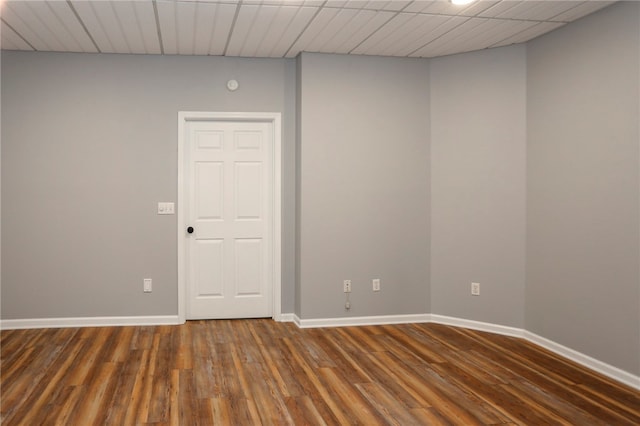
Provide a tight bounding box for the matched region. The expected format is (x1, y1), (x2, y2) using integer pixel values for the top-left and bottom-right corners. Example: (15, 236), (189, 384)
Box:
(187, 226), (194, 234)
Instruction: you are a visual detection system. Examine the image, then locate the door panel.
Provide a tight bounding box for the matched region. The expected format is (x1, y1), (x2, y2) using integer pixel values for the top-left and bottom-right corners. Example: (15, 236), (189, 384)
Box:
(234, 239), (263, 295)
(235, 162), (262, 219)
(195, 240), (224, 296)
(195, 162), (224, 219)
(186, 120), (272, 319)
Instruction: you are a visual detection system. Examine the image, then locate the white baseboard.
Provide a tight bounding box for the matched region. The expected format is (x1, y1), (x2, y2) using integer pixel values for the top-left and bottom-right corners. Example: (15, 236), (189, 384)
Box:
(2, 312), (637, 391)
(291, 312), (639, 391)
(429, 314), (525, 338)
(523, 331), (640, 390)
(275, 313), (296, 322)
(294, 313), (431, 329)
(0, 315), (183, 330)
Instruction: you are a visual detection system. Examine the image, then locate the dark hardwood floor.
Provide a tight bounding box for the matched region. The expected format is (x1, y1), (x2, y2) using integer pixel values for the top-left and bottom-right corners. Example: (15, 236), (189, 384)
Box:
(1, 320), (639, 425)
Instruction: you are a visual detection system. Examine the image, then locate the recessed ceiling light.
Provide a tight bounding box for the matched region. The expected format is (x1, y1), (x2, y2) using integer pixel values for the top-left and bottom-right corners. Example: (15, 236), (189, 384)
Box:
(451, 0), (477, 5)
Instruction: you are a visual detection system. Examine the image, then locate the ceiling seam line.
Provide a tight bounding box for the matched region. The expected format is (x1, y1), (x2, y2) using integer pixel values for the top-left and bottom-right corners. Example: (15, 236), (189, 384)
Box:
(544, 1), (585, 23)
(66, 0), (101, 53)
(487, 21), (548, 50)
(265, 5), (302, 57)
(347, 1), (414, 55)
(0, 18), (38, 51)
(222, 0), (244, 56)
(109, 2), (133, 54)
(318, 5), (572, 24)
(24, 1), (65, 51)
(238, 4), (264, 57)
(152, 0), (165, 55)
(282, 0), (328, 58)
(406, 16), (473, 58)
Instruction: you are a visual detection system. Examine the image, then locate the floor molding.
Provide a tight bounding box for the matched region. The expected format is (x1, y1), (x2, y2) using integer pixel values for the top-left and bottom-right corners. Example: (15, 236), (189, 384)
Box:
(2, 312), (637, 390)
(523, 331), (640, 390)
(294, 313), (432, 329)
(429, 314), (525, 338)
(275, 313), (296, 322)
(0, 315), (183, 330)
(294, 312), (639, 391)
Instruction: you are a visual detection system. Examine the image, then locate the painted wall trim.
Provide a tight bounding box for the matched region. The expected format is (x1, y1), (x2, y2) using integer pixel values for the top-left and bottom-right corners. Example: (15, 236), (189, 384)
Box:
(429, 314), (525, 338)
(524, 331), (640, 391)
(0, 315), (183, 330)
(294, 314), (432, 328)
(276, 313), (296, 322)
(430, 315), (638, 390)
(294, 313), (639, 390)
(1, 312), (637, 390)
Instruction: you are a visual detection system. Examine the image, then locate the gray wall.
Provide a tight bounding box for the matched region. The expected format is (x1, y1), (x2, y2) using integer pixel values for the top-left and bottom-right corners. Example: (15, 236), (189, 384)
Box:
(527, 2), (640, 374)
(1, 52), (297, 318)
(1, 1), (638, 379)
(297, 53), (430, 319)
(430, 45), (527, 328)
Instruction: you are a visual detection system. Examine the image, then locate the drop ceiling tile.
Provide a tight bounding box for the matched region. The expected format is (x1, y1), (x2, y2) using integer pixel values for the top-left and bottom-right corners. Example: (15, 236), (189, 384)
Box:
(337, 10), (396, 53)
(482, 1), (577, 21)
(22, 1), (87, 52)
(273, 6), (319, 57)
(375, 1), (413, 12)
(286, 7), (343, 55)
(477, 0), (522, 18)
(110, 1), (153, 54)
(350, 12), (417, 54)
(2, 2), (53, 51)
(69, 1), (107, 53)
(390, 15), (467, 57)
(73, 0), (131, 53)
(340, 1), (411, 12)
(550, 1), (615, 22)
(305, 8), (365, 52)
(491, 21), (565, 47)
(410, 16), (488, 57)
(175, 1), (199, 55)
(156, 0), (179, 54)
(131, 0), (162, 54)
(244, 0), (322, 5)
(402, 1), (437, 14)
(232, 5), (281, 57)
(445, 19), (538, 55)
(3, 1), (68, 52)
(46, 1), (97, 52)
(404, 0), (498, 16)
(0, 0), (621, 58)
(251, 5), (310, 56)
(193, 2), (235, 55)
(375, 14), (460, 56)
(1, 23), (34, 50)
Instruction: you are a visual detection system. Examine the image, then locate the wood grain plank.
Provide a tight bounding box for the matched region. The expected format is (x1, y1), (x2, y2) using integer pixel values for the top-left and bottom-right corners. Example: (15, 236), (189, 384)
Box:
(1, 321), (638, 425)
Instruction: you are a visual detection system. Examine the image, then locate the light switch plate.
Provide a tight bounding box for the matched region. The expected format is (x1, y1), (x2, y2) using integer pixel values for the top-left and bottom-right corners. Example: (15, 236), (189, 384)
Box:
(157, 202), (175, 215)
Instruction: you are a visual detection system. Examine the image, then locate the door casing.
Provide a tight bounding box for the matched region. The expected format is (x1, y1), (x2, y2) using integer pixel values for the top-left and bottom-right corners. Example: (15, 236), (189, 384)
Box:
(177, 111), (282, 322)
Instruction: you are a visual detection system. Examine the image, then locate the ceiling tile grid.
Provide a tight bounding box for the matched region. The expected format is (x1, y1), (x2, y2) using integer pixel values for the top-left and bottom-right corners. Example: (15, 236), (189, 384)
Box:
(0, 0), (617, 59)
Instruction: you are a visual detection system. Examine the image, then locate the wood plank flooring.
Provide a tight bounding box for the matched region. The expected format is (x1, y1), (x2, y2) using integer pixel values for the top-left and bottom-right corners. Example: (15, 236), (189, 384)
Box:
(2, 320), (639, 425)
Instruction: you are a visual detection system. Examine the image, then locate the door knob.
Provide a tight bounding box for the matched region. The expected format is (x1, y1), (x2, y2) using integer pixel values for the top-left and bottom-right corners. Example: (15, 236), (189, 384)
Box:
(187, 226), (194, 234)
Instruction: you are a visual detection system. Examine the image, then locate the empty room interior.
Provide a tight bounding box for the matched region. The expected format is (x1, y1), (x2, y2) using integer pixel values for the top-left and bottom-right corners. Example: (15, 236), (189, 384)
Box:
(1, 0), (639, 424)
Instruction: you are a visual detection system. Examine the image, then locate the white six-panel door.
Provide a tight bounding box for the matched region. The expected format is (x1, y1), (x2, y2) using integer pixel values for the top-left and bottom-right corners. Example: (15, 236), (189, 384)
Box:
(183, 118), (274, 319)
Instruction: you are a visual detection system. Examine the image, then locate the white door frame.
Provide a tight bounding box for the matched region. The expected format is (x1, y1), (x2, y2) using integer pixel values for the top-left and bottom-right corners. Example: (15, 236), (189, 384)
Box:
(177, 111), (282, 322)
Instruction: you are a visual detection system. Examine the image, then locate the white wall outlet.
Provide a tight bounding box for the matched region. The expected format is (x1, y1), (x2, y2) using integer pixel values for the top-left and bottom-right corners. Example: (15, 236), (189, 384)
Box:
(372, 278), (381, 292)
(343, 280), (352, 293)
(157, 202), (175, 215)
(144, 278), (152, 293)
(471, 282), (480, 296)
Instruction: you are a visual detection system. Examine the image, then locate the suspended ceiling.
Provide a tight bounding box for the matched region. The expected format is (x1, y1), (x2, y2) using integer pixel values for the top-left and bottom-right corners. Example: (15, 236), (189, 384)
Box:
(0, 1), (617, 59)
